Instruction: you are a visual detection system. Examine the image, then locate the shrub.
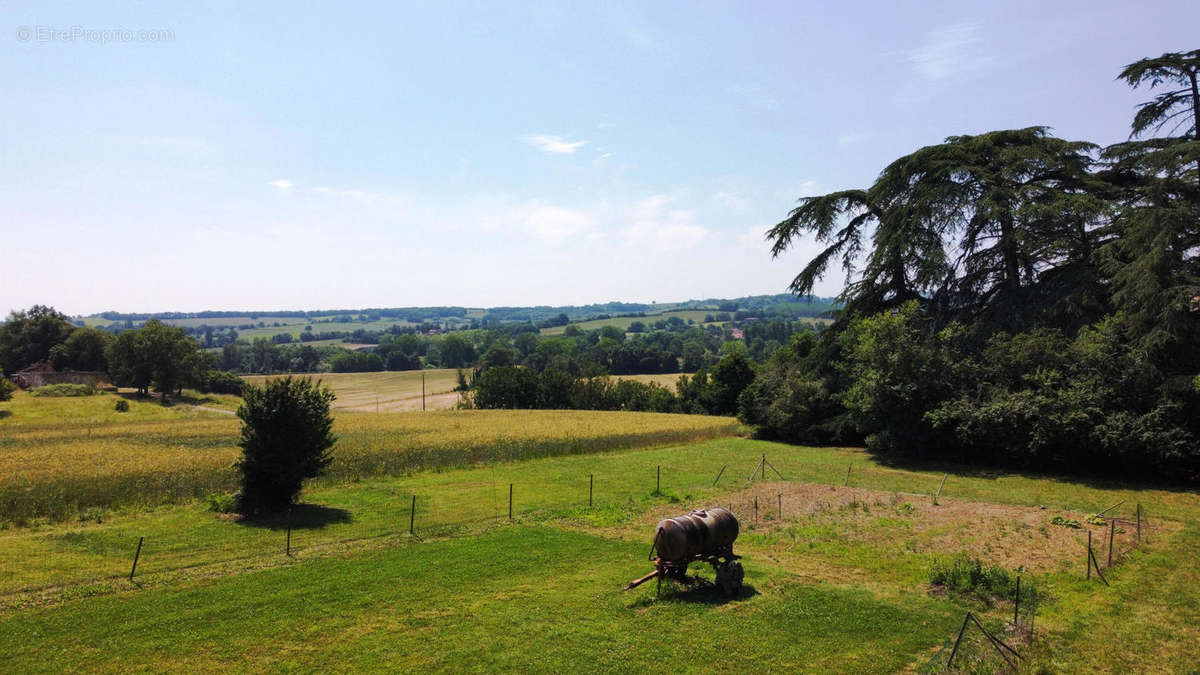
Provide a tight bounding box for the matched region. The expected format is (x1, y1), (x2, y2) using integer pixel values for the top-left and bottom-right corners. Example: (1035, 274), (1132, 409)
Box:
(930, 553), (1035, 606)
(206, 492), (238, 513)
(114, 399), (130, 412)
(30, 383), (99, 397)
(200, 370), (245, 396)
(0, 375), (14, 402)
(235, 376), (336, 514)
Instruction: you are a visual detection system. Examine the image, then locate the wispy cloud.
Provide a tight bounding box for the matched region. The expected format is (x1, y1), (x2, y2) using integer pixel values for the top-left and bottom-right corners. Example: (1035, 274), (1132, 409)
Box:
(908, 22), (990, 81)
(268, 178), (293, 191)
(622, 195), (710, 250)
(838, 132), (869, 145)
(518, 202), (595, 244)
(523, 134), (588, 154)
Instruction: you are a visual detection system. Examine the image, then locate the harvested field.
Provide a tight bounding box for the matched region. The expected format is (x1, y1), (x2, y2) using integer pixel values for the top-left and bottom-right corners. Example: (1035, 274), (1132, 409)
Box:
(631, 480), (1179, 577)
(243, 370), (462, 412)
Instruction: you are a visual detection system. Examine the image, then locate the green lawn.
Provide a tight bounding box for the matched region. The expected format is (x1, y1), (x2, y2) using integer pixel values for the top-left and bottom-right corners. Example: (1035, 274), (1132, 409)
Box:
(0, 527), (960, 673)
(2, 435), (1198, 670)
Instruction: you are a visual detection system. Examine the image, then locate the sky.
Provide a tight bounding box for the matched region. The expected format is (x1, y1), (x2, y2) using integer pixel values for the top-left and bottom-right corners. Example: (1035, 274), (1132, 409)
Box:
(2, 1), (1196, 315)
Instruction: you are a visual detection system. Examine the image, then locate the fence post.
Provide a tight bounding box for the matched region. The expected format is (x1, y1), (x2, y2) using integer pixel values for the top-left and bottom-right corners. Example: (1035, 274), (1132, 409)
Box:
(947, 611), (971, 667)
(1108, 519), (1115, 567)
(129, 536), (144, 582)
(656, 466), (661, 495)
(1086, 530), (1092, 579)
(286, 508), (293, 556)
(761, 454), (766, 481)
(778, 493), (782, 521)
(589, 474), (593, 508)
(713, 464), (726, 486)
(844, 464), (851, 486)
(509, 483), (513, 520)
(1136, 503), (1141, 543)
(409, 495), (416, 535)
(1013, 575), (1020, 626)
(934, 474), (948, 505)
(754, 496), (758, 526)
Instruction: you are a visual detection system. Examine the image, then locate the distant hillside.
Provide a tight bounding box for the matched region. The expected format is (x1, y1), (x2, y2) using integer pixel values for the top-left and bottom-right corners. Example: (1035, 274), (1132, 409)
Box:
(81, 294), (840, 325)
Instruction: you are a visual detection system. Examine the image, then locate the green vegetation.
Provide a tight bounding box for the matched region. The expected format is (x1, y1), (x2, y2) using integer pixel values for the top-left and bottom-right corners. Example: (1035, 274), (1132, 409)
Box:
(929, 553), (1035, 607)
(29, 383), (100, 397)
(235, 377), (337, 514)
(0, 434), (1197, 670)
(0, 527), (959, 673)
(0, 389), (743, 523)
(746, 50), (1200, 482)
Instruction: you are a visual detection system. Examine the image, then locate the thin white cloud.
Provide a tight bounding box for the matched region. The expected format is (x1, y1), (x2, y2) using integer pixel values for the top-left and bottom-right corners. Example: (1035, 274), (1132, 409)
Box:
(623, 195), (710, 250)
(908, 22), (989, 81)
(737, 225), (772, 250)
(838, 132), (869, 145)
(518, 202), (595, 244)
(523, 134), (588, 154)
(268, 179), (293, 191)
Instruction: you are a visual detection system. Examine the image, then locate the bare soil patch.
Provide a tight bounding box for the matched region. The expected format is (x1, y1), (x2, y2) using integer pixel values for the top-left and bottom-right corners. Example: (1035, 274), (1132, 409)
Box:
(636, 481), (1179, 575)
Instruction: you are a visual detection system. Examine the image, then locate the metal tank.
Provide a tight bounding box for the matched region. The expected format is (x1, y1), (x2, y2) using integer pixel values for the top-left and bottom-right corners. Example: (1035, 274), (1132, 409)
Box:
(625, 507), (744, 596)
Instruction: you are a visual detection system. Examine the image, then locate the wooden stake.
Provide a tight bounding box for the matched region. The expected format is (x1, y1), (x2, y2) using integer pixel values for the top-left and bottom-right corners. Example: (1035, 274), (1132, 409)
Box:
(778, 493), (782, 520)
(934, 474), (948, 505)
(764, 457), (785, 480)
(1013, 575), (1020, 626)
(286, 508), (293, 556)
(1086, 530), (1092, 579)
(589, 474), (593, 508)
(1136, 503), (1141, 543)
(754, 496), (758, 526)
(1108, 519), (1115, 567)
(409, 495), (416, 535)
(656, 465), (661, 495)
(1090, 548), (1109, 586)
(761, 454), (766, 481)
(421, 373), (426, 411)
(713, 464), (726, 486)
(844, 464), (851, 486)
(508, 483), (513, 520)
(129, 536), (144, 582)
(947, 611), (971, 667)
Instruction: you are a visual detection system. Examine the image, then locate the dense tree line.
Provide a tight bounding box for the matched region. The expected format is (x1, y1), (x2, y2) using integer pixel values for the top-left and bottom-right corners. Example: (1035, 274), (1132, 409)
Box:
(741, 50), (1200, 481)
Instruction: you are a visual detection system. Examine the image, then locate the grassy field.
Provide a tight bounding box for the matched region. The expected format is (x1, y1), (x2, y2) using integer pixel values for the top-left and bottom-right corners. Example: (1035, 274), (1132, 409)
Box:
(0, 433), (1197, 671)
(541, 309), (719, 336)
(0, 390), (743, 524)
(243, 370), (464, 412)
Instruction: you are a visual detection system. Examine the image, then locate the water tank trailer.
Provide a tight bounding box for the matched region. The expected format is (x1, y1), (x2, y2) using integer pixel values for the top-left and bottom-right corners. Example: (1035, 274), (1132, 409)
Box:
(623, 507), (744, 596)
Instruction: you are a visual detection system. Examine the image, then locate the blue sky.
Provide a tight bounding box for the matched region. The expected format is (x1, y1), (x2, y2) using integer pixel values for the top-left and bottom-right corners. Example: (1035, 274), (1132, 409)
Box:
(2, 1), (1195, 315)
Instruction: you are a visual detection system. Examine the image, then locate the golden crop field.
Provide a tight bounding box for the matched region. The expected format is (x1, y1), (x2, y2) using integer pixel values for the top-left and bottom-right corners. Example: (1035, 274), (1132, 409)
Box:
(243, 370), (464, 412)
(0, 391), (743, 524)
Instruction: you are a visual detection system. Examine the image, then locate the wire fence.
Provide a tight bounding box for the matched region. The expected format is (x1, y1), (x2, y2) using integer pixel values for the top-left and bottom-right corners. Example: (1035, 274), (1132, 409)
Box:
(0, 455), (1158, 614)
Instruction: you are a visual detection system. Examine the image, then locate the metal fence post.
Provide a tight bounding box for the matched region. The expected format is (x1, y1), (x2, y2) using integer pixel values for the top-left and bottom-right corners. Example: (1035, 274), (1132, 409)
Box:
(129, 536), (144, 582)
(1108, 519), (1115, 567)
(1013, 575), (1020, 626)
(508, 483), (513, 520)
(589, 474), (593, 508)
(409, 495), (416, 535)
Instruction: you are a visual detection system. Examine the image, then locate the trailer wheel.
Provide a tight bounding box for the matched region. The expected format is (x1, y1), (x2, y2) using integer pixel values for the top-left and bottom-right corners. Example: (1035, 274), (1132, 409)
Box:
(716, 560), (743, 596)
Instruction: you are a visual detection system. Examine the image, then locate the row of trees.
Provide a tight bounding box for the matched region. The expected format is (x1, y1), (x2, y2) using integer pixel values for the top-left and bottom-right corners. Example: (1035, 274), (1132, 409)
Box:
(742, 49), (1200, 481)
(470, 348), (756, 416)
